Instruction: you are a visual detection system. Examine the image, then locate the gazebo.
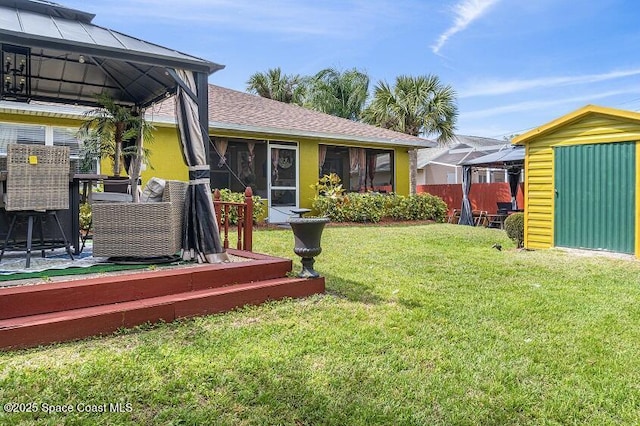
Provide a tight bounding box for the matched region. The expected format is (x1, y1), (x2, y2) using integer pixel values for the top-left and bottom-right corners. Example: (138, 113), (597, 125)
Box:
(0, 0), (226, 261)
(0, 1), (330, 352)
(458, 146), (525, 226)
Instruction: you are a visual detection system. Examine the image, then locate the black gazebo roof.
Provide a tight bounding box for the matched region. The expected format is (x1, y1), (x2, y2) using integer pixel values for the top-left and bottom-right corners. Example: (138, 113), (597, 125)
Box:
(0, 0), (224, 107)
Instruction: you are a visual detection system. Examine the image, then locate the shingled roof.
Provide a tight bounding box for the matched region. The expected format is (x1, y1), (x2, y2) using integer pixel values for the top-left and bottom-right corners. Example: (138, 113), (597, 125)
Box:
(152, 85), (435, 148)
(1, 83), (436, 148)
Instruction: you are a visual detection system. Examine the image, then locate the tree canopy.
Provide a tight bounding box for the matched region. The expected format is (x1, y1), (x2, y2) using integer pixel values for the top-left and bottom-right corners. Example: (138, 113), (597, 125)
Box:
(246, 67), (306, 105)
(362, 74), (458, 144)
(304, 67), (369, 121)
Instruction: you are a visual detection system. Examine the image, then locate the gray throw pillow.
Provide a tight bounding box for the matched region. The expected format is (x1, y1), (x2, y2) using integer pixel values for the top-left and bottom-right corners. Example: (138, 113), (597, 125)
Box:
(141, 177), (166, 202)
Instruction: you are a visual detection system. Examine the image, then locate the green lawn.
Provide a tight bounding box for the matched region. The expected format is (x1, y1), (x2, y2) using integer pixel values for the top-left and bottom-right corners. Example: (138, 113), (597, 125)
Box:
(2, 224), (640, 425)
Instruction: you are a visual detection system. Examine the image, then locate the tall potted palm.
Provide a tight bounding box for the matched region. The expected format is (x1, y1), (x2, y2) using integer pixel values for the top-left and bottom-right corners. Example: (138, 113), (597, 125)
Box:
(79, 93), (153, 201)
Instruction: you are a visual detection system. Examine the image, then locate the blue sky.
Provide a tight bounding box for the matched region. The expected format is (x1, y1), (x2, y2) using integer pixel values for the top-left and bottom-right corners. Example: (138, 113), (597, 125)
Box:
(60, 0), (640, 140)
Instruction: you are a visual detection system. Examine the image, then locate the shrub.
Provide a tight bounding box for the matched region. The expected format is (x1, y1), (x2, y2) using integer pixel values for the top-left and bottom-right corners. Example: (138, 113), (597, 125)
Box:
(312, 192), (385, 223)
(80, 202), (92, 231)
(504, 212), (524, 248)
(311, 173), (350, 222)
(387, 193), (448, 222)
(341, 193), (386, 223)
(213, 188), (266, 225)
(311, 194), (348, 222)
(311, 173), (345, 198)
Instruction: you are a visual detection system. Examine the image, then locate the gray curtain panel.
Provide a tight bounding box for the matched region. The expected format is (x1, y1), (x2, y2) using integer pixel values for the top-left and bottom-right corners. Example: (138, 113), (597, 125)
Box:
(173, 69), (227, 263)
(508, 167), (521, 210)
(459, 165), (474, 226)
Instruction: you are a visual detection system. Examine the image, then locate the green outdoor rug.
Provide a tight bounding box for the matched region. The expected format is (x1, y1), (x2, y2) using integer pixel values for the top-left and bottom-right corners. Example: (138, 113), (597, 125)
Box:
(0, 243), (180, 283)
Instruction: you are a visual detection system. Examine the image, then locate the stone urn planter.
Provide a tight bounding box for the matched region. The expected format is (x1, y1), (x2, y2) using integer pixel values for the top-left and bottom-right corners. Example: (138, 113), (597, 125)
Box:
(288, 209), (329, 278)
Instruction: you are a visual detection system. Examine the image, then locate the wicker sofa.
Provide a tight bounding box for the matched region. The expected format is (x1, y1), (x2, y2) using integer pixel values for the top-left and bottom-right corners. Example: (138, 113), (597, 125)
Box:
(92, 180), (188, 258)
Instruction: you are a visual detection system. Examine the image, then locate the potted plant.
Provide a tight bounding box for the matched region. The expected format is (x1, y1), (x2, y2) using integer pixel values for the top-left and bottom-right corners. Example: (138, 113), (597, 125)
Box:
(79, 93), (154, 201)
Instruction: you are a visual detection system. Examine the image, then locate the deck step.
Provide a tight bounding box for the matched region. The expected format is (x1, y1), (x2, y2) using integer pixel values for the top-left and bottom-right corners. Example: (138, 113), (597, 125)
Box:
(0, 252), (292, 320)
(0, 276), (325, 350)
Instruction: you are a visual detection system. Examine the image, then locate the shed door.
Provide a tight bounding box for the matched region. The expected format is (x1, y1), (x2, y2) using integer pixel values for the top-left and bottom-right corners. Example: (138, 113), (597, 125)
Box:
(554, 142), (635, 254)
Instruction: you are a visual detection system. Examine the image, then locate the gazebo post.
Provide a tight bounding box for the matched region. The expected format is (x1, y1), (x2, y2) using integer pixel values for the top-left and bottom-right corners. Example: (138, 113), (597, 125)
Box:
(195, 71), (210, 162)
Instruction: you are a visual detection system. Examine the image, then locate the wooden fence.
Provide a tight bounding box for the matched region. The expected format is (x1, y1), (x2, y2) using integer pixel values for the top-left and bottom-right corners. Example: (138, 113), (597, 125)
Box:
(417, 183), (525, 214)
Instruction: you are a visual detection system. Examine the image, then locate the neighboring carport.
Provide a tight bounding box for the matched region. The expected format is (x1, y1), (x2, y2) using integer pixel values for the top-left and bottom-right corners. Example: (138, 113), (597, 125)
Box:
(0, 0), (227, 261)
(457, 146), (525, 226)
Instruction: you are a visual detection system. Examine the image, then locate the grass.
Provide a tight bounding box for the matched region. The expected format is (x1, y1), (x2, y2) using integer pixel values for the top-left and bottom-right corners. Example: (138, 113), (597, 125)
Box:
(2, 224), (640, 425)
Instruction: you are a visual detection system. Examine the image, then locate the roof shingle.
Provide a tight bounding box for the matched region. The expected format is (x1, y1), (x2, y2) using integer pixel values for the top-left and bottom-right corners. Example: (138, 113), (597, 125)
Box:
(153, 85), (434, 148)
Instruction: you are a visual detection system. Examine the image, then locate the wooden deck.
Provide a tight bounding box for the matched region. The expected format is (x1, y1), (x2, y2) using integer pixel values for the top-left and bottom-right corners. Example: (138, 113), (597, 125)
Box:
(0, 249), (325, 351)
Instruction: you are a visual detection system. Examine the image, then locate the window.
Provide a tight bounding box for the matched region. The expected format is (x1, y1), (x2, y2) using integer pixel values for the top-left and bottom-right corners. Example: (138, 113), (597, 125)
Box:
(491, 169), (506, 183)
(209, 137), (269, 198)
(319, 145), (394, 192)
(0, 122), (45, 153)
(53, 127), (81, 157)
(0, 122), (88, 171)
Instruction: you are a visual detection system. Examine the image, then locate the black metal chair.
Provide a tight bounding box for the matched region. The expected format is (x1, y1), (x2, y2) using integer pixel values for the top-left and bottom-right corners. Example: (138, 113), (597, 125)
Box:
(497, 202), (512, 214)
(0, 144), (74, 268)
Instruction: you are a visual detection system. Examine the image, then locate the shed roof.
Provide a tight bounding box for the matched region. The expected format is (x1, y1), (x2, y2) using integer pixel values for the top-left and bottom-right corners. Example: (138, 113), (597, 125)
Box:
(152, 85), (435, 148)
(513, 104), (640, 145)
(0, 0), (223, 107)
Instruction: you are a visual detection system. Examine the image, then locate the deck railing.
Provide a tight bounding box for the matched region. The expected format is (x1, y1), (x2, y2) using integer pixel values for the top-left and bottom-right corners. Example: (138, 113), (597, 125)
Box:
(212, 187), (254, 252)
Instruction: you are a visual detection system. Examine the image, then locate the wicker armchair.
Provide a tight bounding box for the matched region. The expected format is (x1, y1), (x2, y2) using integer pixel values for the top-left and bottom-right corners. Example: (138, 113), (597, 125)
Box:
(0, 144), (74, 268)
(92, 180), (188, 258)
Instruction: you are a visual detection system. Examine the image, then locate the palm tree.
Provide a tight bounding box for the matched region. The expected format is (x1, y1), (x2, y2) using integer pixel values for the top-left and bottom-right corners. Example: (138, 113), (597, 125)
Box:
(246, 67), (306, 105)
(304, 67), (369, 120)
(362, 75), (458, 193)
(362, 74), (457, 141)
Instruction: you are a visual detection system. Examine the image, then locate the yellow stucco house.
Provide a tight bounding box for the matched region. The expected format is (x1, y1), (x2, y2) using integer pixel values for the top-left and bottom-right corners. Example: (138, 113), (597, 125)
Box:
(0, 84), (432, 222)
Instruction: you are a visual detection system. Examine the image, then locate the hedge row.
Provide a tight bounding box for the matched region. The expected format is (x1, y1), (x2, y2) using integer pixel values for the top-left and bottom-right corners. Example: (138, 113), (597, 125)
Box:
(312, 192), (448, 223)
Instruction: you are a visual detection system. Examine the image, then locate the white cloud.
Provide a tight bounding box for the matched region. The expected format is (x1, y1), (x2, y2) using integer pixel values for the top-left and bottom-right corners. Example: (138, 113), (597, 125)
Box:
(460, 69), (640, 98)
(431, 0), (500, 54)
(463, 89), (637, 119)
(84, 0), (397, 38)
